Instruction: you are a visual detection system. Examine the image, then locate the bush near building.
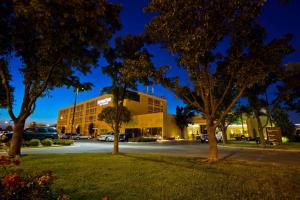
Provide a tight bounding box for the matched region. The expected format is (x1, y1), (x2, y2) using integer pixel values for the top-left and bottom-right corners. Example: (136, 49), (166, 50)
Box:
(28, 139), (40, 147)
(129, 137), (157, 142)
(53, 139), (74, 146)
(41, 139), (53, 146)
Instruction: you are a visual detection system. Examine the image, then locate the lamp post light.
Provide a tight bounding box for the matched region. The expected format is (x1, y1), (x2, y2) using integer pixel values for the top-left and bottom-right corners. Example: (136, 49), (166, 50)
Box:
(70, 88), (79, 134)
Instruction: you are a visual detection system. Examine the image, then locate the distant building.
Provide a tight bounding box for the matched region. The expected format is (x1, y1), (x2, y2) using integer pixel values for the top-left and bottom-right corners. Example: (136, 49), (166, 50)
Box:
(57, 91), (181, 139)
(57, 90), (272, 140)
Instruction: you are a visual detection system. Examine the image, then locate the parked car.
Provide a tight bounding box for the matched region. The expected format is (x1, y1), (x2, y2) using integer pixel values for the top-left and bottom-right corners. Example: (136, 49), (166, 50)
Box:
(199, 132), (223, 143)
(0, 127), (58, 141)
(60, 133), (91, 140)
(97, 132), (126, 142)
(200, 133), (209, 143)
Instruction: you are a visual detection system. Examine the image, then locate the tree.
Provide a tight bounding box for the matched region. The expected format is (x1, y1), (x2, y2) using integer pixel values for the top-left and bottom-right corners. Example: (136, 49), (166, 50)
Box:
(145, 0), (293, 161)
(76, 126), (81, 134)
(0, 0), (120, 157)
(98, 106), (131, 136)
(88, 123), (95, 136)
(5, 125), (13, 132)
(218, 111), (240, 144)
(0, 81), (8, 108)
(272, 108), (295, 139)
(243, 86), (271, 146)
(175, 106), (195, 139)
(276, 62), (300, 113)
(101, 35), (154, 154)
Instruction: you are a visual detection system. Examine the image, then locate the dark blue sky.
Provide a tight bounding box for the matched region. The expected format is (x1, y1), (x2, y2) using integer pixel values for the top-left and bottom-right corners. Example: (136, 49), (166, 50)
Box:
(0, 0), (300, 124)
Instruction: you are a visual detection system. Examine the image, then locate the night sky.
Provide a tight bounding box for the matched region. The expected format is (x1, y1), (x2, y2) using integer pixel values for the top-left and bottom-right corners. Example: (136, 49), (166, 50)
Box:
(0, 0), (300, 125)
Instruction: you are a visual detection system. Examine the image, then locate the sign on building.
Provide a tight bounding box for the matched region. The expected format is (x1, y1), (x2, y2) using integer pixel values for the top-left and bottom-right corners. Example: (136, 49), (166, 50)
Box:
(97, 97), (112, 106)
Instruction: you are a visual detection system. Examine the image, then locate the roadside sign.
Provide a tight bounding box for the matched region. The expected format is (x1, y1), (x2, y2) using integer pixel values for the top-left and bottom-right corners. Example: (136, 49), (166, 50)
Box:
(266, 127), (282, 144)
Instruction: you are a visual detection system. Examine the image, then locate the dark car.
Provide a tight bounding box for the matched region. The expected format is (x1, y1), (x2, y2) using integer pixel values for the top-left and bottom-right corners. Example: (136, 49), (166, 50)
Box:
(0, 127), (58, 141)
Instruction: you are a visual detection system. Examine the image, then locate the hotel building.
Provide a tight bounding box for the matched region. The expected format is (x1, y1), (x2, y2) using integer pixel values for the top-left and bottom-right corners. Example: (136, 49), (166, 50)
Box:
(57, 91), (182, 139)
(57, 91), (260, 140)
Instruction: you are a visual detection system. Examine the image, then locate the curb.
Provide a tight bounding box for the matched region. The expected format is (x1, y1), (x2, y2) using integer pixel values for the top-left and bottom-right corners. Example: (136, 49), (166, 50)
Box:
(218, 144), (300, 152)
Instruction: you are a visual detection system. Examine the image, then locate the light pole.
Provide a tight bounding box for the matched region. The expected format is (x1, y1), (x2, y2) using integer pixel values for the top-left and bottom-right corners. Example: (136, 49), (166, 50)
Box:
(70, 88), (79, 134)
(70, 87), (84, 134)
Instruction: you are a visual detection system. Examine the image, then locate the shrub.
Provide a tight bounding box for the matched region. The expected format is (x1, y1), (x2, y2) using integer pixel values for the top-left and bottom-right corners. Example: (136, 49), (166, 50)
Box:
(28, 139), (40, 147)
(53, 139), (74, 146)
(41, 139), (53, 146)
(129, 137), (157, 142)
(0, 155), (70, 200)
(282, 136), (289, 144)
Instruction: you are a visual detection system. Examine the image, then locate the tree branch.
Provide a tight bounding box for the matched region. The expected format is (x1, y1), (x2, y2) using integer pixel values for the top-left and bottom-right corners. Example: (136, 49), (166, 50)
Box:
(215, 87), (246, 129)
(0, 61), (16, 121)
(21, 58), (62, 121)
(213, 77), (233, 117)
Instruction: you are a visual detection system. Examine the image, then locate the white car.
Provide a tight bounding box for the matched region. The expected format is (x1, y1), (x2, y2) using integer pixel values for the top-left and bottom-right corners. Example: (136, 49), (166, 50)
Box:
(97, 132), (126, 142)
(97, 132), (114, 141)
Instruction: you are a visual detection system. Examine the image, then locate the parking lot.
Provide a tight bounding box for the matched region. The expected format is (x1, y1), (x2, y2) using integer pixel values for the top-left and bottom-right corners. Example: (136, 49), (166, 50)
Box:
(2, 140), (297, 165)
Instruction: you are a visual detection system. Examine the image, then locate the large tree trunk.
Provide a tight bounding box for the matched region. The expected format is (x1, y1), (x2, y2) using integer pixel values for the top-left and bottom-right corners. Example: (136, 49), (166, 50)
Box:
(222, 127), (228, 144)
(113, 125), (119, 154)
(207, 120), (218, 162)
(9, 119), (25, 157)
(254, 110), (266, 147)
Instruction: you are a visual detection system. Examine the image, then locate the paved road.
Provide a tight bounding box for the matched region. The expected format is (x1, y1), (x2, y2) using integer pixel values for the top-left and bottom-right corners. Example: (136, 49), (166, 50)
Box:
(1, 141), (300, 165)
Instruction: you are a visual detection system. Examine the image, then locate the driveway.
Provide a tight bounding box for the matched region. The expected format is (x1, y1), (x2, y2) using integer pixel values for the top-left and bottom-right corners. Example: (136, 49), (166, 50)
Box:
(1, 140), (300, 165)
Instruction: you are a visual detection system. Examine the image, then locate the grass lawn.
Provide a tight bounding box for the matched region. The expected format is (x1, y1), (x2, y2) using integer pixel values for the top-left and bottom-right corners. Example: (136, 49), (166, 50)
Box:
(223, 141), (300, 150)
(1, 153), (300, 200)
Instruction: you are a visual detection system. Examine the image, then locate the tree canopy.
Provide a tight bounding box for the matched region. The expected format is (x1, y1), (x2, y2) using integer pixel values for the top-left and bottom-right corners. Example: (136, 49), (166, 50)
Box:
(145, 0), (293, 161)
(98, 106), (131, 131)
(175, 106), (195, 139)
(100, 34), (155, 154)
(0, 0), (121, 157)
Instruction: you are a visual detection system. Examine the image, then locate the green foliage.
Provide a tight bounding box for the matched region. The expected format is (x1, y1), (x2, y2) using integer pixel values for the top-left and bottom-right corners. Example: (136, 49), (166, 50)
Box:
(175, 106), (194, 138)
(28, 139), (40, 147)
(145, 0), (293, 126)
(0, 0), (121, 156)
(101, 35), (154, 153)
(253, 128), (258, 138)
(272, 109), (295, 138)
(129, 137), (157, 142)
(145, 0), (293, 160)
(41, 139), (53, 147)
(98, 106), (131, 130)
(282, 136), (289, 144)
(276, 62), (300, 113)
(53, 139), (74, 146)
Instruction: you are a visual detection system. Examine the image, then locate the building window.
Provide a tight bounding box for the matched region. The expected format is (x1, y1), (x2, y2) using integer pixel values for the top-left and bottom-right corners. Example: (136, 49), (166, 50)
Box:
(154, 100), (160, 106)
(148, 106), (153, 112)
(154, 107), (160, 112)
(148, 98), (153, 105)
